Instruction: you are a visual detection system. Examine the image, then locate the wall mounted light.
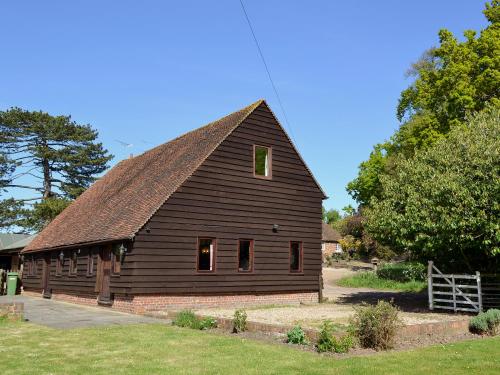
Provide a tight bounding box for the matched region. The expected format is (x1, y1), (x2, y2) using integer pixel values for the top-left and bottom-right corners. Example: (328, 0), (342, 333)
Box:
(59, 251), (64, 262)
(118, 243), (127, 263)
(273, 224), (279, 233)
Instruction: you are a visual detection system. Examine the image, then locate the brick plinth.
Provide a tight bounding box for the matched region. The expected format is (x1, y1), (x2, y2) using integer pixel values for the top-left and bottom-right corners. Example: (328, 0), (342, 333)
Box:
(22, 289), (319, 314)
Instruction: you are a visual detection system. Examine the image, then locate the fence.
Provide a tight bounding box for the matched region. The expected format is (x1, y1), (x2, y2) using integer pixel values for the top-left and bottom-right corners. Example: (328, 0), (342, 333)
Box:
(428, 261), (500, 313)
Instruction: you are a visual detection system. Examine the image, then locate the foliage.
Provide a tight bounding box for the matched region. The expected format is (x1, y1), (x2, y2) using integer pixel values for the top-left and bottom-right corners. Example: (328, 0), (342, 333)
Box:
(376, 262), (426, 282)
(350, 301), (402, 350)
(0, 107), (112, 231)
(366, 107), (500, 271)
(347, 144), (389, 206)
(17, 197), (72, 232)
(470, 309), (500, 336)
(172, 310), (199, 329)
(322, 207), (342, 224)
(286, 325), (308, 345)
(316, 321), (354, 353)
(233, 309), (247, 333)
(198, 316), (218, 330)
(348, 2), (500, 207)
(334, 212), (395, 260)
(172, 310), (217, 330)
(336, 271), (426, 293)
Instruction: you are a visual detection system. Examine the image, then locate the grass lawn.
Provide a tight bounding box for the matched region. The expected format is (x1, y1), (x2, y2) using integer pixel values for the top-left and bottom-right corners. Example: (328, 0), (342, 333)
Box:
(1, 321), (499, 374)
(336, 271), (427, 292)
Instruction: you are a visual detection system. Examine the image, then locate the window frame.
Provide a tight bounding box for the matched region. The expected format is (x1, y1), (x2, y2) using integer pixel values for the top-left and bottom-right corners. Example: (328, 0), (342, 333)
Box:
(289, 241), (303, 273)
(111, 249), (121, 276)
(196, 237), (216, 273)
(253, 145), (272, 179)
(237, 239), (254, 273)
(86, 251), (94, 277)
(69, 251), (78, 276)
(55, 252), (63, 277)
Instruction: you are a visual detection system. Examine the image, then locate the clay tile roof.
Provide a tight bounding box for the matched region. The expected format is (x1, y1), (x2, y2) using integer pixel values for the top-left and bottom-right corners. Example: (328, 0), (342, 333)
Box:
(322, 223), (342, 242)
(23, 100), (264, 253)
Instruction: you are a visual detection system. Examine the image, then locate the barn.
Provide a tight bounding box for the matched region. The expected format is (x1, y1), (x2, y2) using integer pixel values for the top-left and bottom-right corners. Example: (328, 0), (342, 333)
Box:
(21, 100), (326, 313)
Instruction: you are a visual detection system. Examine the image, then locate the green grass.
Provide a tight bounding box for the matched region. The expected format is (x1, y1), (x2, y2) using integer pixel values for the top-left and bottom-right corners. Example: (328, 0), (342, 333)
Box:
(0, 321), (499, 374)
(336, 271), (427, 292)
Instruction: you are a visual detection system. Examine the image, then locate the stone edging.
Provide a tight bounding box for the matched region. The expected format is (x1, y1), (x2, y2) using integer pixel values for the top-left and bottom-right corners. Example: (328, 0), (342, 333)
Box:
(146, 310), (470, 341)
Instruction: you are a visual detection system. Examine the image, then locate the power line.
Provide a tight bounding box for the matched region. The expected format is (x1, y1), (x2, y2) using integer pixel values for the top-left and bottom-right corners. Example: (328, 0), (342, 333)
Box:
(238, 0), (297, 145)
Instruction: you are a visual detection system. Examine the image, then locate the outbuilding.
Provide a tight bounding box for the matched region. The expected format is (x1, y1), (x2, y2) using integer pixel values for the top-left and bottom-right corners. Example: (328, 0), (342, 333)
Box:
(22, 100), (326, 313)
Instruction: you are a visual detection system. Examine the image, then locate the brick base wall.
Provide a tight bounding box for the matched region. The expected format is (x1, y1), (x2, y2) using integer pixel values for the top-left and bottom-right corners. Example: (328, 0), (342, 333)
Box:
(22, 289), (319, 314)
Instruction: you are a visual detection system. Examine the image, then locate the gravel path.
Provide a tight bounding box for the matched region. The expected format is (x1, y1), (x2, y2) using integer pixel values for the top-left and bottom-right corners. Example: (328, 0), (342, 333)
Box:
(196, 267), (467, 329)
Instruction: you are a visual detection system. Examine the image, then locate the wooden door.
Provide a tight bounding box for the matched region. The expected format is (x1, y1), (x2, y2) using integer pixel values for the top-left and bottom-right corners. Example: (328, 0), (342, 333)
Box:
(42, 254), (51, 298)
(96, 245), (112, 305)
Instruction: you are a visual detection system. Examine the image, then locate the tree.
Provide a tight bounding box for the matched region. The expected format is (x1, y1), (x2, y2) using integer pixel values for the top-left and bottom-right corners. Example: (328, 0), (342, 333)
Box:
(322, 207), (342, 224)
(348, 1), (500, 206)
(0, 108), (112, 231)
(365, 107), (500, 272)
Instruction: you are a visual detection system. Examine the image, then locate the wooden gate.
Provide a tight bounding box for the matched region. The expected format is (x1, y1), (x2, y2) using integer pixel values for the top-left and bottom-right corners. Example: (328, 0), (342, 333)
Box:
(427, 261), (482, 313)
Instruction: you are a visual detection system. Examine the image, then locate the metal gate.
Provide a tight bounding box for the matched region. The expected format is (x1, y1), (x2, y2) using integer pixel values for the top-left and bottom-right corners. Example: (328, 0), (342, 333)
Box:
(427, 261), (482, 313)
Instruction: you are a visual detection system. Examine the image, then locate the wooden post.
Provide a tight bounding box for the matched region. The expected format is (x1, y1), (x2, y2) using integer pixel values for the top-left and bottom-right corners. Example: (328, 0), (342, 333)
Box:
(476, 271), (482, 313)
(427, 261), (434, 310)
(318, 274), (323, 303)
(452, 275), (457, 313)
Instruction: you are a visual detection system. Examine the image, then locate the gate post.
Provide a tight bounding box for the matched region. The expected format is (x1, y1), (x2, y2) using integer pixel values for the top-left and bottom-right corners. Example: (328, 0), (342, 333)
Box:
(428, 261), (433, 310)
(476, 271), (482, 312)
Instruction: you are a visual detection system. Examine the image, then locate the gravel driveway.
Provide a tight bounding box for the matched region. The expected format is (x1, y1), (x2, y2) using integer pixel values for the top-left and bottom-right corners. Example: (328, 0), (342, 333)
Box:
(196, 267), (466, 329)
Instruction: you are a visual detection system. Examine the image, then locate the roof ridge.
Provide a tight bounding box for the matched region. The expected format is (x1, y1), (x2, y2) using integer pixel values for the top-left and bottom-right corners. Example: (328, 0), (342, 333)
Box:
(130, 99), (264, 161)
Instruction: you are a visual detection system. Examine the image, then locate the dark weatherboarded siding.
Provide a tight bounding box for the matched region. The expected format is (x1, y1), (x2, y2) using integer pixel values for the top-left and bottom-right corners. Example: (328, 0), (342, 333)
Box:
(126, 103), (323, 295)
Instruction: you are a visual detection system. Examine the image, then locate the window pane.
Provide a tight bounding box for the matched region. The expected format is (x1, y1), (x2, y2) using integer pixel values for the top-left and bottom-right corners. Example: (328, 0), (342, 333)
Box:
(198, 239), (214, 271)
(238, 240), (252, 271)
(290, 242), (301, 272)
(255, 146), (269, 176)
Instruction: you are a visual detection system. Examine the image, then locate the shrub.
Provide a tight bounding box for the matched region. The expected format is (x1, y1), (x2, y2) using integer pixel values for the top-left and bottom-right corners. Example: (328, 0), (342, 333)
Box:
(316, 321), (354, 353)
(376, 262), (426, 282)
(173, 311), (217, 330)
(233, 309), (247, 333)
(199, 316), (218, 330)
(350, 300), (401, 350)
(286, 325), (308, 345)
(173, 310), (199, 329)
(469, 309), (500, 335)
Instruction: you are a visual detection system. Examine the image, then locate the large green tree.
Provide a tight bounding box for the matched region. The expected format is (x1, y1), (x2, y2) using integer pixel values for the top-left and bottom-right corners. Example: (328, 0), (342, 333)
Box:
(348, 1), (500, 207)
(0, 108), (113, 231)
(365, 107), (500, 272)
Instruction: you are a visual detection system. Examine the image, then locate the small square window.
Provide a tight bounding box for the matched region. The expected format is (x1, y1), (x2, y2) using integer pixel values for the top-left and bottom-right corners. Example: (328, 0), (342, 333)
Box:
(198, 238), (215, 272)
(254, 145), (271, 178)
(238, 240), (253, 272)
(290, 241), (302, 273)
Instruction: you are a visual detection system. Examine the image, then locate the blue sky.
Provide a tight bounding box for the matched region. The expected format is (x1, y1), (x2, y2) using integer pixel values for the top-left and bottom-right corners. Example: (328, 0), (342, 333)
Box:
(0, 1), (488, 211)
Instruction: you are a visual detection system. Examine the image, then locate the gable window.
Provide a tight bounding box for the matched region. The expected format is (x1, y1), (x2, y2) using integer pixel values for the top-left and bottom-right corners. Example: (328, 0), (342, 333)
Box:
(87, 251), (94, 276)
(290, 241), (303, 273)
(69, 252), (78, 275)
(197, 238), (215, 272)
(238, 239), (253, 272)
(254, 145), (271, 178)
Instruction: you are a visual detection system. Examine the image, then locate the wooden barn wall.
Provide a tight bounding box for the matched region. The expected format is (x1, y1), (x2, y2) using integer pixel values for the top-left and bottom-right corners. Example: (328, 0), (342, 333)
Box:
(22, 246), (133, 295)
(128, 104), (323, 295)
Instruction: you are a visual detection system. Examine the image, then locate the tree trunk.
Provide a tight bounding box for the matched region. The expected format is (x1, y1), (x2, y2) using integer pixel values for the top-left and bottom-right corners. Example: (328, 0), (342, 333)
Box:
(42, 157), (51, 199)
